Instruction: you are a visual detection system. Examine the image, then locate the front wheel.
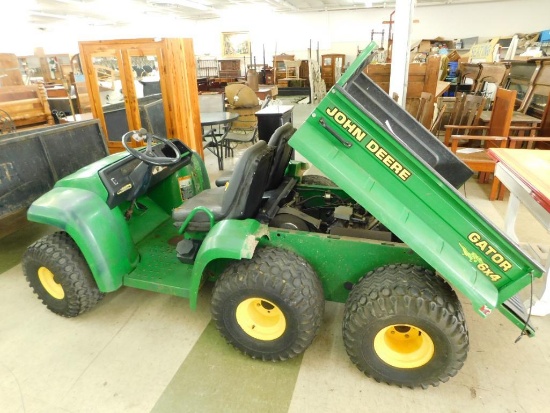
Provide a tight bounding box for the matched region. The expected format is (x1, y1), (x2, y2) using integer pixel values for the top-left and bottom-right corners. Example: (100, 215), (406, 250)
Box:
(211, 247), (324, 361)
(22, 232), (104, 317)
(342, 264), (469, 388)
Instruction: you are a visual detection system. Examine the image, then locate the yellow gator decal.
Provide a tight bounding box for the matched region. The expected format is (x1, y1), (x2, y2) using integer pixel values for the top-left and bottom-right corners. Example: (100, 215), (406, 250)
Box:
(459, 232), (514, 282)
(325, 106), (412, 182)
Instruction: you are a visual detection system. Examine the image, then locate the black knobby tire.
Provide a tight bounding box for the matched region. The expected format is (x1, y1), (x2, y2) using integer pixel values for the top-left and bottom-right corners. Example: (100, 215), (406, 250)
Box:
(342, 264), (469, 389)
(211, 247), (325, 361)
(301, 175), (337, 187)
(22, 231), (104, 317)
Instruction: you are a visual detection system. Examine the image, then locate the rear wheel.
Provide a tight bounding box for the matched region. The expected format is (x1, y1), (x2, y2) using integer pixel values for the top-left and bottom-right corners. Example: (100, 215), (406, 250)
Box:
(342, 264), (468, 388)
(211, 247), (324, 361)
(22, 232), (104, 317)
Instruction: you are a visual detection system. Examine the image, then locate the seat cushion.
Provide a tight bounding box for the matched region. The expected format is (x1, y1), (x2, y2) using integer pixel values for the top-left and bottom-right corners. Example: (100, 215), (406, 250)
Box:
(172, 186), (225, 231)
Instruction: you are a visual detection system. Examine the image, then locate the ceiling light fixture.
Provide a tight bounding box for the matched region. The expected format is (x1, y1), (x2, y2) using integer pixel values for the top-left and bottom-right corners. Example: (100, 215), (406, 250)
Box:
(147, 0), (212, 11)
(30, 10), (69, 19)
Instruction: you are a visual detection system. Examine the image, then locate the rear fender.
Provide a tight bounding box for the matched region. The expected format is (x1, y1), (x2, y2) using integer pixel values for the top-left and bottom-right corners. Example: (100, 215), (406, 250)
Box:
(189, 219), (269, 309)
(27, 187), (138, 292)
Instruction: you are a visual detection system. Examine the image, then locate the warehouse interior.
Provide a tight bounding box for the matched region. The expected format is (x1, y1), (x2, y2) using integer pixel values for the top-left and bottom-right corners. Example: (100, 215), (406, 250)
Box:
(1, 1), (550, 412)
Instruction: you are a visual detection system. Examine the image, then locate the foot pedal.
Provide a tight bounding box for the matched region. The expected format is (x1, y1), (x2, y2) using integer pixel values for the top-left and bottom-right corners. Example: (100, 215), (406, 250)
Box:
(176, 239), (201, 264)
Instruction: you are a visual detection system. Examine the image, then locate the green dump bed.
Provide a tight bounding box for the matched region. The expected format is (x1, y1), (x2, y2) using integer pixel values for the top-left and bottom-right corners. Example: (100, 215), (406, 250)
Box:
(289, 42), (543, 335)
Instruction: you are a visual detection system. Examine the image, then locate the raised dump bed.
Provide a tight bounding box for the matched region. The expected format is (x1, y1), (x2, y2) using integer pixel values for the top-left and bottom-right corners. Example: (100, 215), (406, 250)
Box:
(289, 42), (543, 334)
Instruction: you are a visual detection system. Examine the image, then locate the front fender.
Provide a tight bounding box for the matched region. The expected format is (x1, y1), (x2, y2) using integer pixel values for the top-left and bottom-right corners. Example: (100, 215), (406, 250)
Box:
(189, 219), (269, 309)
(27, 187), (138, 292)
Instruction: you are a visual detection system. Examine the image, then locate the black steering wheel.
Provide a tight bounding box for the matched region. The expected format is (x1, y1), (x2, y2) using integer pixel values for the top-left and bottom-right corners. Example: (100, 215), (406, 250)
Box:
(122, 129), (181, 166)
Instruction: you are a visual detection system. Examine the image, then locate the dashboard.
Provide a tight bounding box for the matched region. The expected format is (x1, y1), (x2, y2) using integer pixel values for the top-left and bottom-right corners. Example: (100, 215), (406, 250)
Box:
(99, 140), (192, 208)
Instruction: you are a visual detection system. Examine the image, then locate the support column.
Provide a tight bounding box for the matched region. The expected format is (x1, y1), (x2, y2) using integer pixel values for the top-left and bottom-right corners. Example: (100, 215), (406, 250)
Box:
(389, 0), (415, 108)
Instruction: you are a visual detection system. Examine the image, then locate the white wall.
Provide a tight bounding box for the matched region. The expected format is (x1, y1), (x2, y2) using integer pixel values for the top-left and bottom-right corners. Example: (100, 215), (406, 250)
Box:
(2, 0), (549, 64)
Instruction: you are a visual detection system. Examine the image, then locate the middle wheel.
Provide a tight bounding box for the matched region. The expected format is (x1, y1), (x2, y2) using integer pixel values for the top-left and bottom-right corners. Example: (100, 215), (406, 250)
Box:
(211, 247), (325, 361)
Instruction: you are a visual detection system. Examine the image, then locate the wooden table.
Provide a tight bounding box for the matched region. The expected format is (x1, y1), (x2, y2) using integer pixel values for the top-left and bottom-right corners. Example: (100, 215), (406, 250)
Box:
(489, 148), (550, 315)
(480, 110), (541, 129)
(200, 111), (239, 170)
(435, 81), (451, 98)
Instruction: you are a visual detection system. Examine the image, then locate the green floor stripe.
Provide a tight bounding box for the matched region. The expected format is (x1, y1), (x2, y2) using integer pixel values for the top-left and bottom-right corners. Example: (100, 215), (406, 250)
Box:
(0, 222), (55, 274)
(151, 321), (303, 413)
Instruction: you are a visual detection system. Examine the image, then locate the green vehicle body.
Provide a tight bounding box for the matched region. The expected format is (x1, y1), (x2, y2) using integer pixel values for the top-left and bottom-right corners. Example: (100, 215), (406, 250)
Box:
(27, 42), (542, 338)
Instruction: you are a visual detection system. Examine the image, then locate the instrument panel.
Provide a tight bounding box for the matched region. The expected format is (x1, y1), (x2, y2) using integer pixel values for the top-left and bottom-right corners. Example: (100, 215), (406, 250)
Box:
(99, 140), (191, 208)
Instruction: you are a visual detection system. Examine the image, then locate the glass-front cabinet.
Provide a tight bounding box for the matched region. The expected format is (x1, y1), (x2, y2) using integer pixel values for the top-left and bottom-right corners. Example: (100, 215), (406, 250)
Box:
(79, 38), (202, 155)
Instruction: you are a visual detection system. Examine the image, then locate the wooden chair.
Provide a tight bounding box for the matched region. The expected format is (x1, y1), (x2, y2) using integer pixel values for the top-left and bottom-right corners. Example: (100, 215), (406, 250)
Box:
(450, 88), (517, 200)
(508, 93), (550, 149)
(430, 103), (447, 136)
(443, 93), (486, 146)
(284, 60), (301, 79)
(415, 92), (434, 129)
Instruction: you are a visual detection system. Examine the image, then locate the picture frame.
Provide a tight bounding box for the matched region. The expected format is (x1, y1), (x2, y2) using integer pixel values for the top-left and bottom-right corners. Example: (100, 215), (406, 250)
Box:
(221, 32), (250, 58)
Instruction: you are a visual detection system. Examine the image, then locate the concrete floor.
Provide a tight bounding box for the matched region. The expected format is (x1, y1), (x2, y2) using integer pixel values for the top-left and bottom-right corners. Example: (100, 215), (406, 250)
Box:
(2, 98), (550, 413)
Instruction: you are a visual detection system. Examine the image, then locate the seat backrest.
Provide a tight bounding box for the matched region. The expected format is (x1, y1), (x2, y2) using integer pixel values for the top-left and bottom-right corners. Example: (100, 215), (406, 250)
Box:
(222, 140), (274, 219)
(488, 88), (517, 137)
(448, 93), (486, 128)
(415, 92), (433, 129)
(265, 122), (295, 190)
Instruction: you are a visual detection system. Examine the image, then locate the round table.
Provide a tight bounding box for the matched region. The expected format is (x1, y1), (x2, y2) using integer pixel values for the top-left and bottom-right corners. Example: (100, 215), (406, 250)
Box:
(200, 112), (239, 170)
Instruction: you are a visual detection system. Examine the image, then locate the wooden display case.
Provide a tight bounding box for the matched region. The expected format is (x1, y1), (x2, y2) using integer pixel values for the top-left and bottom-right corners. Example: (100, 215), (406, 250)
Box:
(79, 38), (202, 155)
(321, 54), (345, 89)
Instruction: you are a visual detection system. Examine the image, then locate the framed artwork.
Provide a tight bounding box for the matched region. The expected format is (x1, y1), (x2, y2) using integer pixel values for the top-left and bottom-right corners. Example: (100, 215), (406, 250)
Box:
(221, 32), (250, 57)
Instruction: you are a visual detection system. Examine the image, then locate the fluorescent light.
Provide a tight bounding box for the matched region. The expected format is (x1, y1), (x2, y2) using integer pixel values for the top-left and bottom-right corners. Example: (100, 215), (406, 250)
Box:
(147, 0), (212, 11)
(30, 11), (68, 19)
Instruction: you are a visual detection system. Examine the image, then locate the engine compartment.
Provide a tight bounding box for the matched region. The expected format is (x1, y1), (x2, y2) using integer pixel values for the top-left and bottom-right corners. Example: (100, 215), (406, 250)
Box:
(270, 178), (397, 242)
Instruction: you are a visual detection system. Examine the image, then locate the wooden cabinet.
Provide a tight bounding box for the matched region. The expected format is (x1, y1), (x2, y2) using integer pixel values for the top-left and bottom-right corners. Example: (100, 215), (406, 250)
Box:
(219, 59), (241, 78)
(79, 38), (202, 155)
(255, 105), (294, 142)
(321, 54), (345, 89)
(263, 68), (274, 85)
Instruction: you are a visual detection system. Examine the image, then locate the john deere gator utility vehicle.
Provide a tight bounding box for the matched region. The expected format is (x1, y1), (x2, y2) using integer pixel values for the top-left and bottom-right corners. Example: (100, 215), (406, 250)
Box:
(22, 42), (543, 388)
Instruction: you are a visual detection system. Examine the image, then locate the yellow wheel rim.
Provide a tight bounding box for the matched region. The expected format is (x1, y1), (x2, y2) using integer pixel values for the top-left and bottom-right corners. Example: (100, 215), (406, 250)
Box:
(373, 324), (434, 369)
(236, 298), (286, 341)
(38, 266), (65, 300)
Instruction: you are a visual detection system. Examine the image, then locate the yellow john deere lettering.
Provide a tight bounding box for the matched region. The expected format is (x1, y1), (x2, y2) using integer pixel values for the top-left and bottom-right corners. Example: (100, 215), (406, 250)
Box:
(366, 139), (412, 181)
(325, 107), (367, 142)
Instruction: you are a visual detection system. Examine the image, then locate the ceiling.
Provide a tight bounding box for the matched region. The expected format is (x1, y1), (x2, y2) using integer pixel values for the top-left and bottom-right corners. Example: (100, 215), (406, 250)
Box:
(27, 0), (513, 30)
